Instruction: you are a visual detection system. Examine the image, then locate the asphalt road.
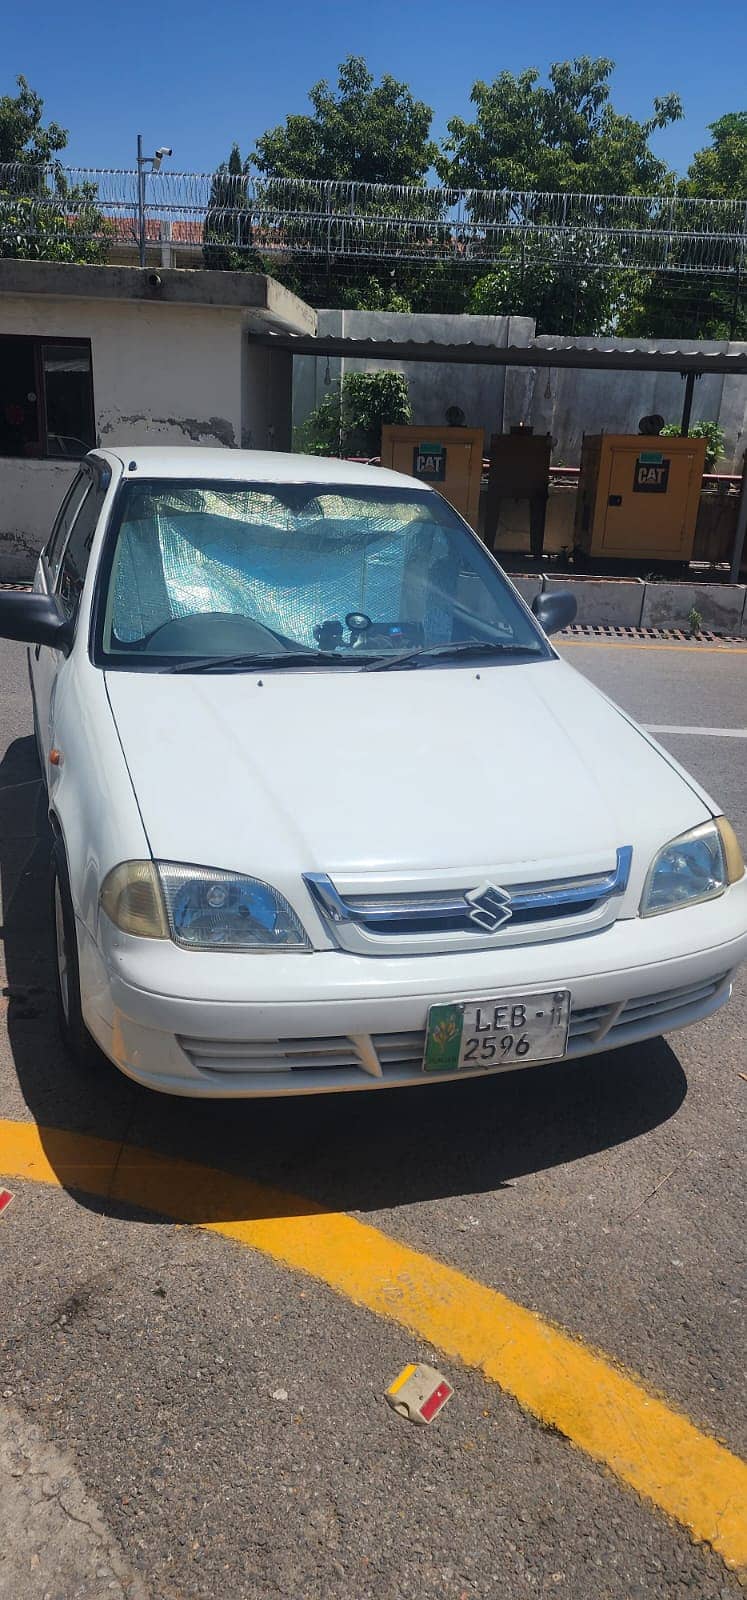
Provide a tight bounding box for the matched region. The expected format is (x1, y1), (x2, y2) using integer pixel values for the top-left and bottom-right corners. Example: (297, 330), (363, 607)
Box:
(0, 634), (745, 1600)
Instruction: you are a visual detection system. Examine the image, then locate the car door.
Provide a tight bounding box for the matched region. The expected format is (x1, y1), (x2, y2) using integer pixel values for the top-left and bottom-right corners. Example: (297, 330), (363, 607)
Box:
(30, 470), (92, 758)
(31, 468), (106, 770)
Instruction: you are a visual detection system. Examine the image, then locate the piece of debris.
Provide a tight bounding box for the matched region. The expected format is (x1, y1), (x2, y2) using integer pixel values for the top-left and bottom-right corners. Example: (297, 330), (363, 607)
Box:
(271, 1388), (288, 1402)
(738, 1072), (747, 1083)
(385, 1363), (453, 1425)
(0, 1188), (13, 1218)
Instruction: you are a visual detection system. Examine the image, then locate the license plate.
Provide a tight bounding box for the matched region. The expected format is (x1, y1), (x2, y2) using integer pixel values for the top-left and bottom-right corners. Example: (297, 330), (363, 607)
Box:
(423, 990), (571, 1073)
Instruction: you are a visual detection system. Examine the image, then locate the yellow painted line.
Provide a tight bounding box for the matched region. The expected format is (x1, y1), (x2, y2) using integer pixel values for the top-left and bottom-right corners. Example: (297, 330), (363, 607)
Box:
(559, 639), (747, 654)
(2, 1116), (746, 1572)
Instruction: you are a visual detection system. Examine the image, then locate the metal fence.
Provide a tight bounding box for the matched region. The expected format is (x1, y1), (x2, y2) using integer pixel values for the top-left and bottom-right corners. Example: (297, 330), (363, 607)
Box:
(0, 164), (745, 275)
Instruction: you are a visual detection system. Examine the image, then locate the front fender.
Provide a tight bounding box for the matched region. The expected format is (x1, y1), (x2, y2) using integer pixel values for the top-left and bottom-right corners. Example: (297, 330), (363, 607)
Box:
(49, 650), (150, 937)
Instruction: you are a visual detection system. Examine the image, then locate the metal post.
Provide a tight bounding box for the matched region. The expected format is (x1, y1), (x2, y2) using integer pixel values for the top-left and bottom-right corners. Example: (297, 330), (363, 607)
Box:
(680, 371), (696, 435)
(137, 133), (146, 269)
(729, 452), (747, 584)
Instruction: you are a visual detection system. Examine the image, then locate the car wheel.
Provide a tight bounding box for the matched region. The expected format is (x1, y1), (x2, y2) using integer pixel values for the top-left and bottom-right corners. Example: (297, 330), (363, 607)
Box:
(51, 841), (100, 1070)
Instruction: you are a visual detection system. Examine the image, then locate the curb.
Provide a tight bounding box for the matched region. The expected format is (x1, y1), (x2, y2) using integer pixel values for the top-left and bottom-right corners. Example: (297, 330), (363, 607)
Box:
(509, 574), (747, 639)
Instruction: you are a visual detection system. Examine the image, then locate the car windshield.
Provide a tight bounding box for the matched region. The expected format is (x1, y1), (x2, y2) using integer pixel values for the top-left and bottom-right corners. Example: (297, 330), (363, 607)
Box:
(98, 480), (548, 669)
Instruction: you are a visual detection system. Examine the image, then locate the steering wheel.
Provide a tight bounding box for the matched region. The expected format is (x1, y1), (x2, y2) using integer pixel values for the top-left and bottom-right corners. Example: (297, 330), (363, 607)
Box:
(141, 612), (290, 655)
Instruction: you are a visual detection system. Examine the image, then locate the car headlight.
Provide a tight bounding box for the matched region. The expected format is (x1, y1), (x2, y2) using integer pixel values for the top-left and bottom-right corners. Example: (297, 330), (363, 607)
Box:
(100, 861), (311, 950)
(640, 817), (745, 917)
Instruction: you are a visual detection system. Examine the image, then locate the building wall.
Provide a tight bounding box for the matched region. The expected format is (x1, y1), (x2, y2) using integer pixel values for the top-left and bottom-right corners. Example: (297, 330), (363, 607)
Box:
(0, 294), (256, 574)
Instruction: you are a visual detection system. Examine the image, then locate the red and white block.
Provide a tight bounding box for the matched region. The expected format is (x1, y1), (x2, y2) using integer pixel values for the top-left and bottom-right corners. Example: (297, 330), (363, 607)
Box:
(385, 1362), (454, 1425)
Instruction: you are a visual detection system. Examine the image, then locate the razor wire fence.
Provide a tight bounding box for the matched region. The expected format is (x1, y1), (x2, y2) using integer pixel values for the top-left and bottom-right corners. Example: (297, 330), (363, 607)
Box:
(1, 164), (746, 276)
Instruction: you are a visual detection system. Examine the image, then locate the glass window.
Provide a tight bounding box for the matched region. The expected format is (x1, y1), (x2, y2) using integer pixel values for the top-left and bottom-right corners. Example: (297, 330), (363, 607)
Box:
(99, 480), (548, 669)
(45, 475), (91, 586)
(42, 344), (95, 458)
(57, 483), (104, 618)
(0, 337), (40, 457)
(0, 337), (94, 460)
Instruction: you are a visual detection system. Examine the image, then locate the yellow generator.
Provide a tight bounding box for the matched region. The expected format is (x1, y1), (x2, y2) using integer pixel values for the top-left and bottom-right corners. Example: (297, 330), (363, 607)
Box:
(380, 425), (484, 530)
(575, 434), (706, 562)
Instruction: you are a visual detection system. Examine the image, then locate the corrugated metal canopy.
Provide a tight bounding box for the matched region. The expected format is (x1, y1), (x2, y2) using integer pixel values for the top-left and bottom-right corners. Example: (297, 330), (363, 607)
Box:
(251, 332), (747, 375)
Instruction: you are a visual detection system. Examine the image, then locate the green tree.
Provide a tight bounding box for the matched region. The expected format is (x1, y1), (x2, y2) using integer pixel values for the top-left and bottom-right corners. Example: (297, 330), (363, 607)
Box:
(296, 370), (411, 456)
(0, 74), (108, 264)
(246, 56), (441, 308)
(437, 58), (683, 333)
(203, 143), (262, 271)
(621, 112), (747, 339)
(0, 74), (67, 166)
(683, 111), (747, 198)
(437, 58), (681, 193)
(254, 55), (436, 185)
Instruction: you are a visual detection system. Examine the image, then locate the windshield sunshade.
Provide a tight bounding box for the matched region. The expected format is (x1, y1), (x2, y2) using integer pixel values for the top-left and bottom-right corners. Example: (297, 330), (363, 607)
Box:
(98, 481), (547, 668)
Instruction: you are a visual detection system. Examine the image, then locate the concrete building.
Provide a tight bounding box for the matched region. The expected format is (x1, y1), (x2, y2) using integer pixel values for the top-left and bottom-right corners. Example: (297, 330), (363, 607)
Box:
(0, 260), (314, 578)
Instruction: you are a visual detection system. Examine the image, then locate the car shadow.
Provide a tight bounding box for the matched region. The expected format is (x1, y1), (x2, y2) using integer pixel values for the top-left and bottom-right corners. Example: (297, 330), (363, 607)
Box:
(0, 733), (688, 1226)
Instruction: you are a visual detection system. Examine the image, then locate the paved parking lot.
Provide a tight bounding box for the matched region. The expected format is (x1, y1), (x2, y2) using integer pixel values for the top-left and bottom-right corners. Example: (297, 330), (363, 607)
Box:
(1, 633), (745, 1599)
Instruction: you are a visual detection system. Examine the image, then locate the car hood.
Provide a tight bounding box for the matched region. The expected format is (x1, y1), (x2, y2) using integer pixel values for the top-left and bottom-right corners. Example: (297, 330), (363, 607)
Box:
(105, 657), (711, 899)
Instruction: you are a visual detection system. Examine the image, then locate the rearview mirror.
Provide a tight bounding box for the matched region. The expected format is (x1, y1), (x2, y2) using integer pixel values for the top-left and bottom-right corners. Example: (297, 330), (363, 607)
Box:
(531, 589), (578, 636)
(0, 591), (73, 655)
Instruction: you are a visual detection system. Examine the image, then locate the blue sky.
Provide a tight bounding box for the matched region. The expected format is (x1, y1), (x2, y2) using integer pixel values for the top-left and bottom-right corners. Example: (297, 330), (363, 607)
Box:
(3, 0), (741, 178)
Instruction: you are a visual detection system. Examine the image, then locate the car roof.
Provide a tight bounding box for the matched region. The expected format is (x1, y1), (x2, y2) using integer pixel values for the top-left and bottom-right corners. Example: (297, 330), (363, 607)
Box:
(94, 446), (429, 492)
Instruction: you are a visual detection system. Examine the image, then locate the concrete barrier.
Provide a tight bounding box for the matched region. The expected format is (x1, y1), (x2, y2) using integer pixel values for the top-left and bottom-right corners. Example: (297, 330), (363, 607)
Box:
(544, 576), (645, 628)
(640, 582), (746, 634)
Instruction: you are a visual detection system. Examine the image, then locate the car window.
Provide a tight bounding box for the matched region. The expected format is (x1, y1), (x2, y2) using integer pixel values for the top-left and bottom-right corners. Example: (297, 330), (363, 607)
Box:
(99, 480), (548, 667)
(44, 474), (90, 586)
(57, 483), (105, 620)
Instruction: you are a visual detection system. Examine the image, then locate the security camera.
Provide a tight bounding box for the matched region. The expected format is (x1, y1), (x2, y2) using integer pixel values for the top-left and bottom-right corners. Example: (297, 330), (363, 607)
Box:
(155, 146), (172, 158)
(150, 147), (172, 173)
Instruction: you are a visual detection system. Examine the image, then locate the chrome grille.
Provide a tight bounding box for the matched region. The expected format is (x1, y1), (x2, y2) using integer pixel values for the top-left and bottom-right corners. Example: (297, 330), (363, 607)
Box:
(304, 849), (632, 957)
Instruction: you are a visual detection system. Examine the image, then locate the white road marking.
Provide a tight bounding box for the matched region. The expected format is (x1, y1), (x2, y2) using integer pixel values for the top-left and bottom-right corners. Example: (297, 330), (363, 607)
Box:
(646, 725), (747, 739)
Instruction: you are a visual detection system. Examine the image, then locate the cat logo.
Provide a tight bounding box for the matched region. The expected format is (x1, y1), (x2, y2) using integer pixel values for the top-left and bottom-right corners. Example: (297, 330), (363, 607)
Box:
(413, 442), (446, 482)
(633, 455), (670, 493)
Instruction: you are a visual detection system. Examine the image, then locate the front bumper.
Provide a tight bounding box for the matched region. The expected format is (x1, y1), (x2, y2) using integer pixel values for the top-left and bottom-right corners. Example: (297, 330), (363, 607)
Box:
(78, 880), (747, 1098)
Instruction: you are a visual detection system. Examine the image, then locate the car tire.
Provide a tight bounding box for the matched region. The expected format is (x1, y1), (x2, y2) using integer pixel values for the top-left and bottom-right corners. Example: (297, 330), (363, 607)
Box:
(51, 840), (100, 1071)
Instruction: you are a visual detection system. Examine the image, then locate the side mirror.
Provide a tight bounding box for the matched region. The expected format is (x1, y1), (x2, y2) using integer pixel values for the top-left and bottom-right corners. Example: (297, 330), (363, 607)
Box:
(531, 589), (578, 636)
(0, 591), (73, 655)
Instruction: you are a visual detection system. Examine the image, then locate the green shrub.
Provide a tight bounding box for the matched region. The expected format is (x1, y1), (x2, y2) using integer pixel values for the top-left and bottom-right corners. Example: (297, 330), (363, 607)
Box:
(295, 369), (412, 457)
(659, 420), (725, 472)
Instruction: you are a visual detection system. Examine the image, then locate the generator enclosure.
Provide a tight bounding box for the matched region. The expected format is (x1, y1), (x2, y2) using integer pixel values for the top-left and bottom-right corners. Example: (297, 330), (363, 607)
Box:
(575, 434), (706, 561)
(380, 425), (484, 530)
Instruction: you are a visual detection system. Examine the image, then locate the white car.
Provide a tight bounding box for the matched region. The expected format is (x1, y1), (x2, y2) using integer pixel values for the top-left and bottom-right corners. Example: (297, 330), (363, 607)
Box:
(1, 447), (745, 1097)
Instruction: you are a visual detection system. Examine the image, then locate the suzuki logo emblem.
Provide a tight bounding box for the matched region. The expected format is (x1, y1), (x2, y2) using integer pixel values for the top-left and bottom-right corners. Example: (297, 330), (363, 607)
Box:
(464, 882), (512, 932)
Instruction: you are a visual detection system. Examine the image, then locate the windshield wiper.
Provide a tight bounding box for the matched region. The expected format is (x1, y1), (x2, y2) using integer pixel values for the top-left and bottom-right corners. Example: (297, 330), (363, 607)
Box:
(165, 650), (365, 674)
(362, 640), (543, 672)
